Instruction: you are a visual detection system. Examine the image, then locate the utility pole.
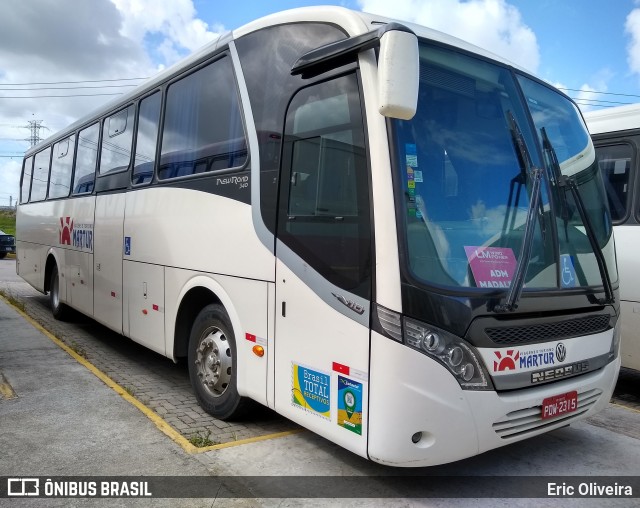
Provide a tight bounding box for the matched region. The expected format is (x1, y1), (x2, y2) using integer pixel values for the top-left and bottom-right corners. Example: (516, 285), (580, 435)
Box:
(25, 119), (44, 147)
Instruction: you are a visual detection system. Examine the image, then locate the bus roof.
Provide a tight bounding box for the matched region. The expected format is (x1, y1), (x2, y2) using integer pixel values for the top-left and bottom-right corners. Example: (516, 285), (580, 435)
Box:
(26, 5), (531, 157)
(584, 103), (640, 135)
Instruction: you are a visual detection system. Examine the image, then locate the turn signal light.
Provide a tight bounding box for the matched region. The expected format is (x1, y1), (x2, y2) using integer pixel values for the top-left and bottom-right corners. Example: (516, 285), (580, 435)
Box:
(252, 345), (265, 357)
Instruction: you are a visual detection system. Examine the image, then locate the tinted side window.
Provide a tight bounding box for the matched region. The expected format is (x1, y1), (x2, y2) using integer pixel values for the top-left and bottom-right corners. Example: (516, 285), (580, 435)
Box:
(31, 147), (51, 202)
(133, 92), (161, 185)
(100, 105), (135, 175)
(234, 23), (348, 235)
(594, 144), (633, 223)
(158, 56), (247, 180)
(49, 136), (75, 199)
(73, 123), (99, 194)
(280, 74), (371, 297)
(20, 156), (33, 204)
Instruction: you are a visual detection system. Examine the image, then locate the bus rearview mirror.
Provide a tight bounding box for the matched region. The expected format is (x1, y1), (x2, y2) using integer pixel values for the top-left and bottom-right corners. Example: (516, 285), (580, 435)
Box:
(378, 30), (419, 120)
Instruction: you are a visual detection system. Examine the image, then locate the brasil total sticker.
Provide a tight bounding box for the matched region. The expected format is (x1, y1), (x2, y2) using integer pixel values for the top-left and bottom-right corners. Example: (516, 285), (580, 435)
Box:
(291, 363), (330, 420)
(337, 375), (363, 435)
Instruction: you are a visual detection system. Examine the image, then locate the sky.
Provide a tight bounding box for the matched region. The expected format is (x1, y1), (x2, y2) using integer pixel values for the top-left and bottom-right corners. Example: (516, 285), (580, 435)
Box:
(2, 0), (640, 207)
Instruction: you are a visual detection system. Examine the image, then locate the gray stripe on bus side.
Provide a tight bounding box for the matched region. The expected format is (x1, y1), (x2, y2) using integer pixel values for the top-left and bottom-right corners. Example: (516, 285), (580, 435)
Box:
(276, 239), (370, 328)
(228, 41), (276, 257)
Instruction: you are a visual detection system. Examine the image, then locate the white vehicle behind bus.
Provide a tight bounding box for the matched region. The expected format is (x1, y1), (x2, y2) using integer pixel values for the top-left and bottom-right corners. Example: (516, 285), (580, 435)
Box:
(17, 6), (620, 467)
(585, 103), (640, 371)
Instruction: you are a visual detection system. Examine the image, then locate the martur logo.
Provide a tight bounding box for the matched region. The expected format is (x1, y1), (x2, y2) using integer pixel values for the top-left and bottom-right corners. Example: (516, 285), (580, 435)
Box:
(59, 217), (74, 245)
(493, 349), (520, 371)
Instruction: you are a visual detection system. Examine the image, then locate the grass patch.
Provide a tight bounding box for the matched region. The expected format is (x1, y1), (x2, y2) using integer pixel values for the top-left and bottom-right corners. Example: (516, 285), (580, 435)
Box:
(0, 210), (16, 236)
(123, 386), (135, 397)
(0, 289), (25, 312)
(188, 430), (215, 448)
(69, 341), (88, 359)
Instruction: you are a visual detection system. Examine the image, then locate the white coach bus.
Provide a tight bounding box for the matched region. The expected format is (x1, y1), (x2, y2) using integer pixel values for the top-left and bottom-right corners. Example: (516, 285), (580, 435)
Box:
(585, 104), (640, 371)
(17, 6), (620, 466)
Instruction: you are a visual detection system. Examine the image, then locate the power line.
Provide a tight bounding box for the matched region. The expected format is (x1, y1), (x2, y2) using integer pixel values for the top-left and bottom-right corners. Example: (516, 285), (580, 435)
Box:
(0, 84), (138, 91)
(0, 93), (124, 99)
(558, 87), (640, 99)
(570, 97), (633, 106)
(0, 77), (148, 86)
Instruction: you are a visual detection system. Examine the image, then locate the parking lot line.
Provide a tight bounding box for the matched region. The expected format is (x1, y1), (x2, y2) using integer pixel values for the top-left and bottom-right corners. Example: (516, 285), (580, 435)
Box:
(0, 372), (17, 400)
(0, 293), (305, 454)
(611, 401), (640, 414)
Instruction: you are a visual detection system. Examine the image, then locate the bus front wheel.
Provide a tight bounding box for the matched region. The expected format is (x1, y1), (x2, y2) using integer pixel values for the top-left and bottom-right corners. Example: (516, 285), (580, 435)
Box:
(188, 304), (248, 420)
(49, 264), (71, 321)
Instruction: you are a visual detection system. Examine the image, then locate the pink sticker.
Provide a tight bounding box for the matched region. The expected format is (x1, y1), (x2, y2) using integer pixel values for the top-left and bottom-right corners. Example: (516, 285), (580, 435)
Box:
(464, 246), (517, 288)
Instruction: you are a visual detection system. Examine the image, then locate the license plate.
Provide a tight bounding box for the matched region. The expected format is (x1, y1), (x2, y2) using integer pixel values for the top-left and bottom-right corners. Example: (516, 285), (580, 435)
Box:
(541, 390), (578, 420)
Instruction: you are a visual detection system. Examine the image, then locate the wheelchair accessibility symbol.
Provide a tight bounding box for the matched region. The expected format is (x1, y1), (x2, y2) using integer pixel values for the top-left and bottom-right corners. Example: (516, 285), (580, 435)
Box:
(560, 254), (576, 288)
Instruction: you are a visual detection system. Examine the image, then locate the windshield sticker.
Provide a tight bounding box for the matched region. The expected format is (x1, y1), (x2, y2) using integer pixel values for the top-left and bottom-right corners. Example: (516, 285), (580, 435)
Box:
(464, 246), (517, 288)
(560, 254), (576, 288)
(406, 165), (417, 217)
(337, 376), (362, 435)
(405, 143), (418, 167)
(291, 363), (330, 420)
(413, 170), (423, 183)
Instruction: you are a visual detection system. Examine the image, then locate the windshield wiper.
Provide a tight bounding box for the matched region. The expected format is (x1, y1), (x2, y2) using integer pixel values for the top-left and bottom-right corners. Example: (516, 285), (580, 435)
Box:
(494, 112), (544, 313)
(542, 127), (570, 242)
(543, 133), (615, 305)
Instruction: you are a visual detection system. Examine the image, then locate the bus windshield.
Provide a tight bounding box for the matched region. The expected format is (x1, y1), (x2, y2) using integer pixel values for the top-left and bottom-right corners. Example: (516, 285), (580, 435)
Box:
(392, 42), (617, 292)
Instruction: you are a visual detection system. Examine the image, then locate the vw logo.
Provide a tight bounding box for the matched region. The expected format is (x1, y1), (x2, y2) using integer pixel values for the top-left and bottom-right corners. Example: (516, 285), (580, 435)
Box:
(555, 343), (567, 363)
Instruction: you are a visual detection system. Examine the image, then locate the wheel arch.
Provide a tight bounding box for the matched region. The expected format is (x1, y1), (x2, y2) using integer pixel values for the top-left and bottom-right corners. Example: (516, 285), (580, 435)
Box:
(44, 248), (61, 294)
(171, 275), (241, 362)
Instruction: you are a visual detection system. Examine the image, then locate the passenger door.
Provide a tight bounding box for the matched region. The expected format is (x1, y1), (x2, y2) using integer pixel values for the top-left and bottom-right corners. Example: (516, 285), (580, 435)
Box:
(93, 194), (125, 332)
(93, 105), (135, 332)
(274, 73), (373, 456)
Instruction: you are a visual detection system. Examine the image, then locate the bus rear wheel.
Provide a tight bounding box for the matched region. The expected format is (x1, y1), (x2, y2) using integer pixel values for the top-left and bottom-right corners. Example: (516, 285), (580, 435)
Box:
(188, 304), (248, 420)
(49, 264), (71, 320)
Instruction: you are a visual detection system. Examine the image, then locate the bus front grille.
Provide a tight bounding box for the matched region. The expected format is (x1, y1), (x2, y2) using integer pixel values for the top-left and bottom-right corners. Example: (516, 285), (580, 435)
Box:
(492, 388), (602, 439)
(485, 315), (610, 345)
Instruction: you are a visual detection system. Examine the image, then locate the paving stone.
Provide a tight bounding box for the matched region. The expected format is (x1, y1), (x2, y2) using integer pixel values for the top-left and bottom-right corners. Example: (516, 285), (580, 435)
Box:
(0, 280), (299, 445)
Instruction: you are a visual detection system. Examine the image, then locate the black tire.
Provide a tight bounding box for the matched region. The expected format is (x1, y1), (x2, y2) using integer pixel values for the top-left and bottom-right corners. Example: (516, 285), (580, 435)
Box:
(0, 253), (6, 259)
(188, 304), (249, 420)
(49, 264), (71, 321)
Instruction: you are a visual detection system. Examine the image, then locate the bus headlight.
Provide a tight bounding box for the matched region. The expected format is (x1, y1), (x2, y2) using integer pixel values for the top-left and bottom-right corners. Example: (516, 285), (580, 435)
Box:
(404, 318), (493, 390)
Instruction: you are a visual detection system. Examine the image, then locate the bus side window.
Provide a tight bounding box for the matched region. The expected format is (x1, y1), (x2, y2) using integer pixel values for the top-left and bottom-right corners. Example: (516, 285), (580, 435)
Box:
(594, 143), (633, 223)
(100, 105), (135, 176)
(279, 73), (371, 298)
(158, 56), (247, 181)
(133, 92), (161, 185)
(20, 156), (34, 204)
(73, 123), (100, 195)
(49, 135), (76, 199)
(30, 147), (52, 202)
